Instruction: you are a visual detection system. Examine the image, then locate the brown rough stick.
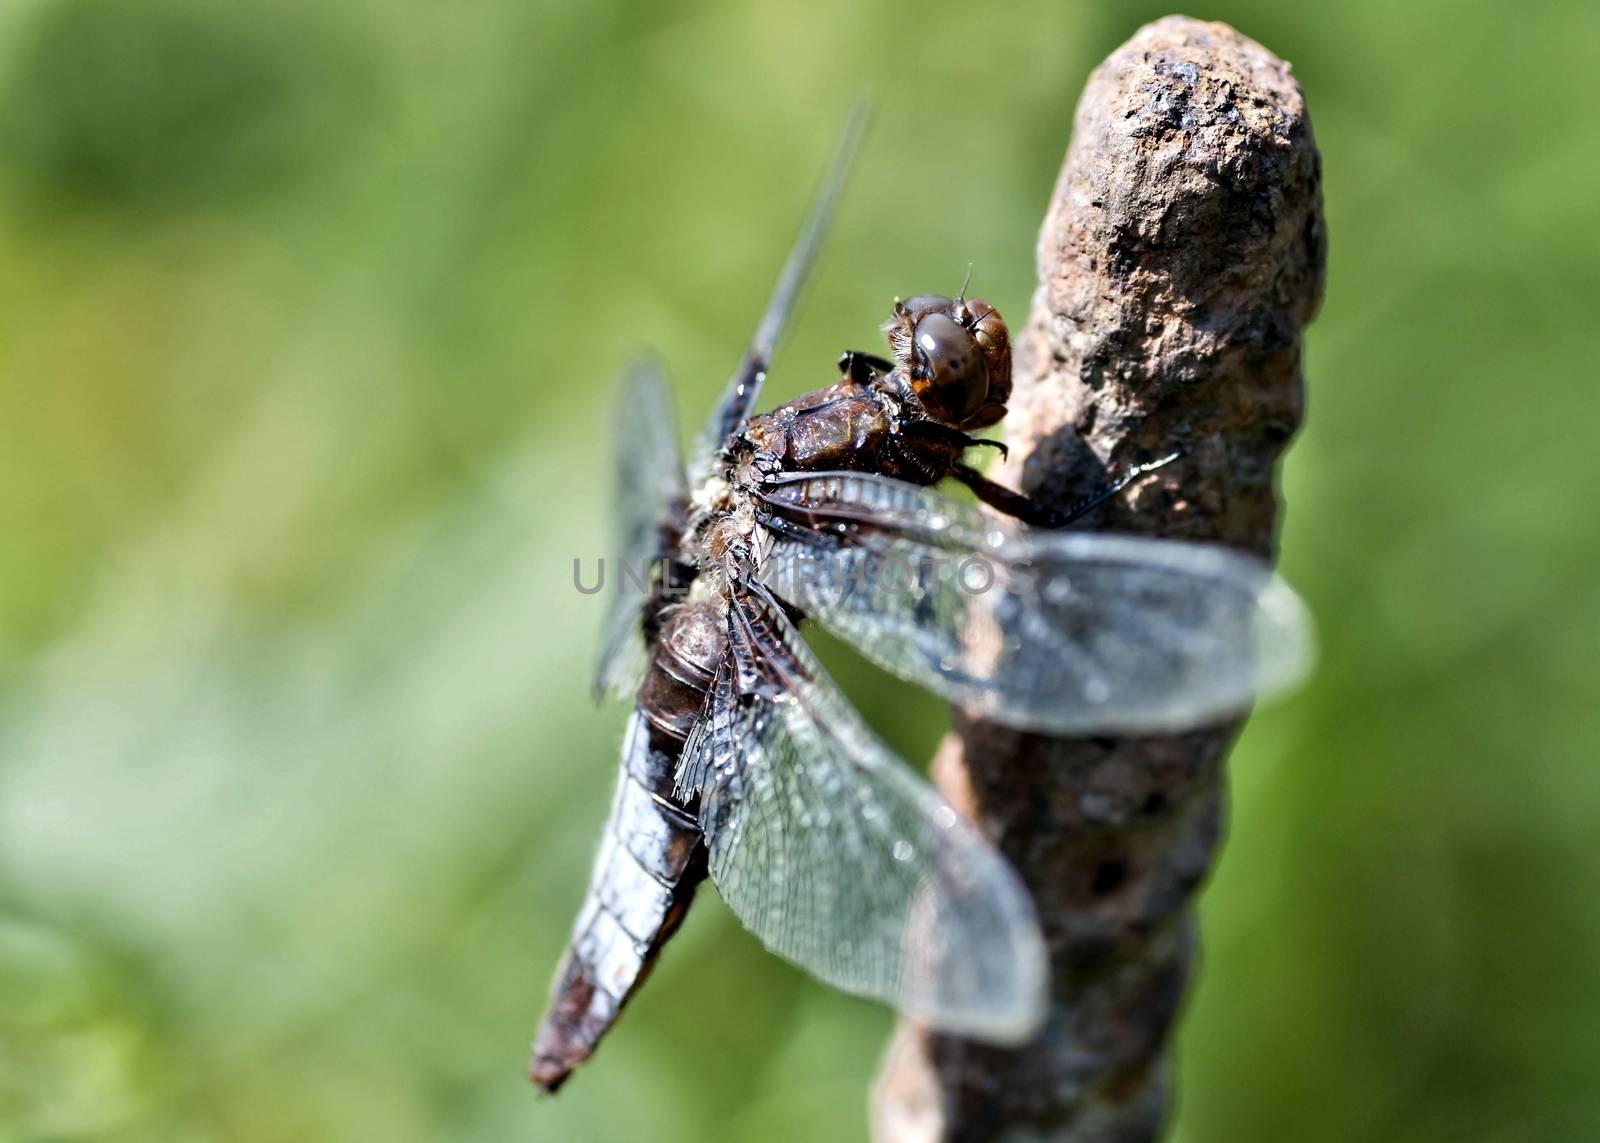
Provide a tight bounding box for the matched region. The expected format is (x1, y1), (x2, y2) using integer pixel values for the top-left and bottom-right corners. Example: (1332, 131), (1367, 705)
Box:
(871, 16), (1324, 1143)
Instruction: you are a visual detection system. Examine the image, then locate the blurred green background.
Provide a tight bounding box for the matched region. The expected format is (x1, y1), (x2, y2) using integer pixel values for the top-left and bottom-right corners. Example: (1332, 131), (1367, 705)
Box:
(1, 0), (1596, 1139)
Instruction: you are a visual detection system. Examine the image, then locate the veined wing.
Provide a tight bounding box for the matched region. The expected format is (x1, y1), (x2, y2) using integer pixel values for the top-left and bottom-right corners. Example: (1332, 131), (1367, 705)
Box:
(688, 102), (870, 485)
(593, 357), (685, 701)
(754, 471), (1312, 734)
(680, 580), (1047, 1042)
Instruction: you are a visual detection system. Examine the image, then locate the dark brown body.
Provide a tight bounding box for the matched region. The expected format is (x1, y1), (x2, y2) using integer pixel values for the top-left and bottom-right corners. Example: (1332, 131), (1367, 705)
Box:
(533, 361), (1009, 1091)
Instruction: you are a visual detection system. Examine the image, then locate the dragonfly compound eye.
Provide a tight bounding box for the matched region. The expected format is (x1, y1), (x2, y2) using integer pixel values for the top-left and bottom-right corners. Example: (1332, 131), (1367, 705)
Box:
(883, 294), (1012, 428)
(954, 297), (1012, 429)
(910, 312), (989, 425)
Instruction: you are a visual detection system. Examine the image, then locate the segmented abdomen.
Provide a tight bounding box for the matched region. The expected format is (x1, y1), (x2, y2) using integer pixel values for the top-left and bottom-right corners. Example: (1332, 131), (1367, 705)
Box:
(529, 601), (725, 1092)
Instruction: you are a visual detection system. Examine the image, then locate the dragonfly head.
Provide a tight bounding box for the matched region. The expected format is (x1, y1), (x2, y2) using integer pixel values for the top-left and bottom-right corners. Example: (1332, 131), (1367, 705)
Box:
(882, 295), (1012, 429)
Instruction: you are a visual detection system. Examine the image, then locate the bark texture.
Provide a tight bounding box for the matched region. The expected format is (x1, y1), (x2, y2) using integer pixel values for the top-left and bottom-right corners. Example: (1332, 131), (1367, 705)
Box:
(872, 17), (1324, 1143)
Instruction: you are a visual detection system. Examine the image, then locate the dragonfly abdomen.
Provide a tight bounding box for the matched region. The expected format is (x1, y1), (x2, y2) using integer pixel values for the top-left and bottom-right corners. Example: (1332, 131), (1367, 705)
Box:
(638, 602), (725, 744)
(529, 602), (725, 1092)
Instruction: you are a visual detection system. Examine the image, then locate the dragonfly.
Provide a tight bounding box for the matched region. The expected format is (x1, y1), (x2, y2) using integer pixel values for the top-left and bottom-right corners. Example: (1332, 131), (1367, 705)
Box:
(529, 107), (1310, 1092)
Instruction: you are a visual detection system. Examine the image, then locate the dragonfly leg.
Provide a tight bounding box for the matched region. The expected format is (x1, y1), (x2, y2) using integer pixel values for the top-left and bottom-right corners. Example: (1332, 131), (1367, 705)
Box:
(962, 437), (1009, 461)
(838, 350), (895, 385)
(900, 420), (1009, 458)
(952, 449), (1185, 529)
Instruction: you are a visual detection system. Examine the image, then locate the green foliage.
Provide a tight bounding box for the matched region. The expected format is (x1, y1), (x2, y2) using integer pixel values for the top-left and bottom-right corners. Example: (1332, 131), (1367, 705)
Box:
(1, 1), (1596, 1139)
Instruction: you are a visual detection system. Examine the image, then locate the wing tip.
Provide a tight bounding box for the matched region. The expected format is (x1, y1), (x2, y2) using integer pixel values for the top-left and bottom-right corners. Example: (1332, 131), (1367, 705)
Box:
(909, 843), (1053, 1047)
(971, 947), (1052, 1047)
(1253, 570), (1317, 701)
(916, 923), (1051, 1047)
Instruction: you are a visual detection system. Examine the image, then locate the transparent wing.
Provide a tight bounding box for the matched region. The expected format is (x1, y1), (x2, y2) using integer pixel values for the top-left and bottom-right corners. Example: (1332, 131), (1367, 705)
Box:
(754, 471), (1312, 734)
(593, 357), (685, 701)
(681, 581), (1047, 1042)
(688, 102), (869, 484)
